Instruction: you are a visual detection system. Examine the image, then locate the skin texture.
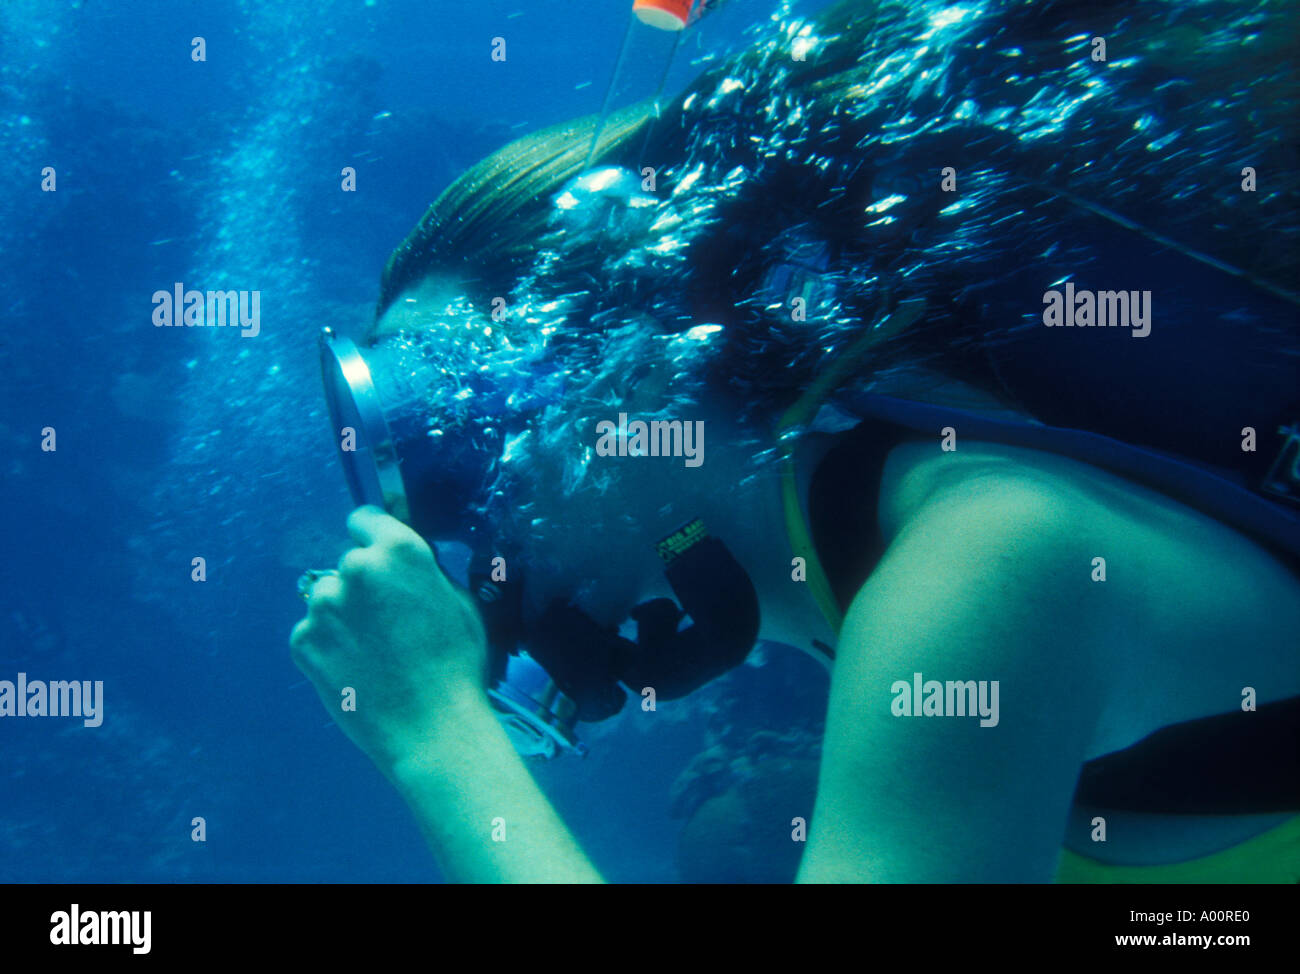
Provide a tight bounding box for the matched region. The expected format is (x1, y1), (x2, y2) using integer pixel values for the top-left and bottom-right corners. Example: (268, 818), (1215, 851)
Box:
(291, 441), (1300, 882)
(800, 470), (1110, 882)
(290, 507), (600, 883)
(799, 442), (1300, 881)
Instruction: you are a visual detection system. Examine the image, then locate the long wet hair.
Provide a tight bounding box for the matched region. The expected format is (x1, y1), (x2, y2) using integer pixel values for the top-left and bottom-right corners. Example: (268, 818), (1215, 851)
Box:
(369, 0), (1300, 546)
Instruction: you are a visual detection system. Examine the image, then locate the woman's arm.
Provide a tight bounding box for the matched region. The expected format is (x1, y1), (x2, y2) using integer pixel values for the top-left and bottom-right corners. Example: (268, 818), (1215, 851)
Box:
(390, 692), (604, 883)
(797, 473), (1112, 882)
(290, 507), (604, 883)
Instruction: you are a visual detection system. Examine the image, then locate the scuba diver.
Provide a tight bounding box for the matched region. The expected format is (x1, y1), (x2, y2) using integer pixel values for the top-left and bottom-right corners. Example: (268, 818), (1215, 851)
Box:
(290, 0), (1300, 882)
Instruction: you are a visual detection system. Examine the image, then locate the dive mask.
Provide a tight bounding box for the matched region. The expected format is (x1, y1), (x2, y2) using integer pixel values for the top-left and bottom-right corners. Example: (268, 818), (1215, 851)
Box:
(318, 328), (760, 758)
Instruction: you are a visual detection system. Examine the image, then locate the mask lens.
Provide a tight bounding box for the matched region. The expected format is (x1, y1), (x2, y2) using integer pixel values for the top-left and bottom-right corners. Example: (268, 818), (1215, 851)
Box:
(319, 328), (489, 540)
(319, 329), (409, 520)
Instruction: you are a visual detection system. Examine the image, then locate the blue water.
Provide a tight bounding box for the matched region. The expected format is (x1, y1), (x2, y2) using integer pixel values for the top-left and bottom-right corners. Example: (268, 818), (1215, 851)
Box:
(0, 0), (836, 882)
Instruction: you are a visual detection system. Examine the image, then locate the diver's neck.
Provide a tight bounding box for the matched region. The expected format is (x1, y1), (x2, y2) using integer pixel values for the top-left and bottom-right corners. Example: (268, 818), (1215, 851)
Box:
(624, 465), (839, 658)
(751, 562), (841, 660)
(611, 405), (844, 658)
(709, 435), (842, 657)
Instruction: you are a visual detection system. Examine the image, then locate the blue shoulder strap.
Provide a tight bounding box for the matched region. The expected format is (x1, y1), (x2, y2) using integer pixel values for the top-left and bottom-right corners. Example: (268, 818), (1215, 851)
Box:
(835, 393), (1300, 561)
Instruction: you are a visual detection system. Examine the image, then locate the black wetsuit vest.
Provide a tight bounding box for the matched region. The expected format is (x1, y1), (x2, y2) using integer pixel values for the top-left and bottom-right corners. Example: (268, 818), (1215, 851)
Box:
(807, 397), (1300, 816)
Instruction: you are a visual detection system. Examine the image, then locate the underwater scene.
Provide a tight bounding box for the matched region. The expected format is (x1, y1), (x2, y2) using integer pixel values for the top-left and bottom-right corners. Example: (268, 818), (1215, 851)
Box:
(2, 0), (1297, 890)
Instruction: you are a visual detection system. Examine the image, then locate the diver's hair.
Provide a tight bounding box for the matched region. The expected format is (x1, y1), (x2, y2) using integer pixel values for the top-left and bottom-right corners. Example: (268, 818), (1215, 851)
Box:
(371, 0), (1299, 552)
(376, 102), (656, 323)
(377, 0), (1299, 406)
(374, 0), (900, 327)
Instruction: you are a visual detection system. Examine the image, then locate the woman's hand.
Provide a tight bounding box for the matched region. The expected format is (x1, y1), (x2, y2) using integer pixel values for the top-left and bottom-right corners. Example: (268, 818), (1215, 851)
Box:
(290, 507), (602, 883)
(290, 506), (490, 776)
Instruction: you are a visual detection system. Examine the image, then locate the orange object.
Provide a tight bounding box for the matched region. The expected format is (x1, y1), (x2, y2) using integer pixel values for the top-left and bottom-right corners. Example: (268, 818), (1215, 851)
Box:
(633, 0), (698, 31)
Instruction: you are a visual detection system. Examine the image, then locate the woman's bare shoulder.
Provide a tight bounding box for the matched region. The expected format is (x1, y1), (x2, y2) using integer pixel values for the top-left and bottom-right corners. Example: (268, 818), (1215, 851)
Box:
(876, 438), (1300, 741)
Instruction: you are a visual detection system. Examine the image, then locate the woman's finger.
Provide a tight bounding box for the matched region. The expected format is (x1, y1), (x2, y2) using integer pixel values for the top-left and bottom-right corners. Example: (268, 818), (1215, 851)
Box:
(337, 546), (374, 580)
(345, 505), (402, 548)
(346, 506), (435, 560)
(305, 571), (344, 611)
(289, 616), (338, 666)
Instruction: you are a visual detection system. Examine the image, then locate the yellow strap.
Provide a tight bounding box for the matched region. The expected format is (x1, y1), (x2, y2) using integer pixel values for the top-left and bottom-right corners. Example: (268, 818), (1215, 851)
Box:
(775, 298), (926, 637)
(1055, 814), (1300, 883)
(780, 455), (843, 633)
